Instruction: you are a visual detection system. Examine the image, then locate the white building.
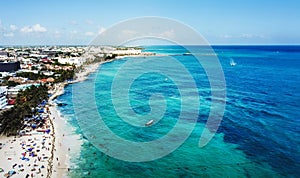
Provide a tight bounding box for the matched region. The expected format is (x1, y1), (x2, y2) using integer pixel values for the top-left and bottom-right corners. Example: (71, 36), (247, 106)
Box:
(0, 72), (12, 78)
(57, 57), (85, 66)
(7, 84), (40, 96)
(0, 86), (8, 109)
(112, 49), (142, 55)
(0, 51), (8, 61)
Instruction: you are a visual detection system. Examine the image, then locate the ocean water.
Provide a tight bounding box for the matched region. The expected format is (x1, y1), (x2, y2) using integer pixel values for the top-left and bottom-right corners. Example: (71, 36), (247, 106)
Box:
(56, 45), (300, 177)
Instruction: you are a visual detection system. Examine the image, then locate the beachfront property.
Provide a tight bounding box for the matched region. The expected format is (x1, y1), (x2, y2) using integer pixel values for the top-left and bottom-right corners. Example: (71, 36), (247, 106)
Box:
(0, 51), (8, 60)
(112, 48), (142, 55)
(7, 84), (40, 97)
(57, 57), (85, 66)
(0, 45), (151, 177)
(0, 46), (149, 69)
(0, 46), (154, 108)
(0, 72), (12, 78)
(0, 87), (8, 109)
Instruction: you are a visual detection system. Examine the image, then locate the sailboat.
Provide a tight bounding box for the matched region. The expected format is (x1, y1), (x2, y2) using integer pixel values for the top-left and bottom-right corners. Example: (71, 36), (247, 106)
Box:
(230, 58), (237, 66)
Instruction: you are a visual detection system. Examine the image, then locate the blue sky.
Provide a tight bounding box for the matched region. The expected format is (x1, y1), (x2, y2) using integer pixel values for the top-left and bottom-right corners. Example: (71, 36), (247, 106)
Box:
(0, 0), (299, 45)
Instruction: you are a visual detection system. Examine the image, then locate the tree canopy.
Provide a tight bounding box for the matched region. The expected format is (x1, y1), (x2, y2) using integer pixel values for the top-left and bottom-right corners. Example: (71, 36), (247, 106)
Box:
(0, 85), (49, 136)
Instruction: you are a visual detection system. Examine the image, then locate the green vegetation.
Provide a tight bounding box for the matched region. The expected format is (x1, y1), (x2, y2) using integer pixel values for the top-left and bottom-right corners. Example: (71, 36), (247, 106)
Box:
(55, 69), (75, 82)
(7, 81), (19, 87)
(0, 76), (19, 87)
(0, 85), (48, 136)
(31, 66), (38, 70)
(0, 80), (19, 87)
(4, 69), (76, 84)
(16, 72), (47, 80)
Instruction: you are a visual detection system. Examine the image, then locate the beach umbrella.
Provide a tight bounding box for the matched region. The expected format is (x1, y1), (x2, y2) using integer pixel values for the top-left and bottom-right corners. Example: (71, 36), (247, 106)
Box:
(8, 170), (16, 175)
(31, 124), (37, 129)
(28, 148), (33, 151)
(41, 100), (47, 106)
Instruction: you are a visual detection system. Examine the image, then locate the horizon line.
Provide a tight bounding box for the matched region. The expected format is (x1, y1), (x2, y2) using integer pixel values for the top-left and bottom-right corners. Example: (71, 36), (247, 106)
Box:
(1, 44), (300, 47)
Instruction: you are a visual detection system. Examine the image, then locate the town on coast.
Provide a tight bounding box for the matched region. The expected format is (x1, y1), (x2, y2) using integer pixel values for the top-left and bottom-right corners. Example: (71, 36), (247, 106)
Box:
(0, 46), (154, 178)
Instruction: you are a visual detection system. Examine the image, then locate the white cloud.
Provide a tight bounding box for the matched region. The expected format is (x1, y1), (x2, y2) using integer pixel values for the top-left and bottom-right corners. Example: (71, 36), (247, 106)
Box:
(32, 24), (47, 32)
(20, 26), (33, 33)
(220, 34), (233, 39)
(98, 27), (106, 34)
(10, 25), (17, 31)
(241, 34), (267, 39)
(85, 31), (95, 36)
(220, 34), (267, 39)
(20, 24), (47, 33)
(3, 32), (14, 37)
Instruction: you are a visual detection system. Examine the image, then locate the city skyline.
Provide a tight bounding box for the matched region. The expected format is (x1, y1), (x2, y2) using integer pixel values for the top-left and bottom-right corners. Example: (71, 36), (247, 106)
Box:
(0, 0), (300, 45)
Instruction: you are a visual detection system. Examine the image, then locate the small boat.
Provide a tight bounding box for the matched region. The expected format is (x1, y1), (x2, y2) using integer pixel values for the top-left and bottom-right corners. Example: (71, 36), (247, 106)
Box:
(145, 119), (154, 126)
(230, 58), (237, 66)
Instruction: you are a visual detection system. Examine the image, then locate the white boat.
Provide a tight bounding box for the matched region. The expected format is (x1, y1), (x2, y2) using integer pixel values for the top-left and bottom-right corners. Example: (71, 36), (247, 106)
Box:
(145, 119), (154, 126)
(230, 58), (237, 66)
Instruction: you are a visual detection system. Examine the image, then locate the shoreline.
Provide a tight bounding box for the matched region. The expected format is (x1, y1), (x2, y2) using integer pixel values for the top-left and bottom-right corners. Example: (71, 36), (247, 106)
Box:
(71, 58), (117, 84)
(0, 54), (148, 177)
(48, 60), (107, 177)
(0, 112), (54, 177)
(0, 59), (106, 178)
(47, 55), (158, 177)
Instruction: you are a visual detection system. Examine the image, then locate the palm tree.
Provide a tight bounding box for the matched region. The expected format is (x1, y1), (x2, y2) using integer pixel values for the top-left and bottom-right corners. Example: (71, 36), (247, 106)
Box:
(0, 85), (49, 136)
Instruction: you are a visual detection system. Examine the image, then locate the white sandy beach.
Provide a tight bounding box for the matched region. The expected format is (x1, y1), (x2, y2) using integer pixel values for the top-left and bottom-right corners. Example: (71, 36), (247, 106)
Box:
(0, 117), (53, 178)
(0, 61), (103, 178)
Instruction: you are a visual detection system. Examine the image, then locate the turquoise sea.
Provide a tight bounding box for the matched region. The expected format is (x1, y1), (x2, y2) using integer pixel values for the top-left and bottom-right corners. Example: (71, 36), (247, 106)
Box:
(56, 46), (300, 177)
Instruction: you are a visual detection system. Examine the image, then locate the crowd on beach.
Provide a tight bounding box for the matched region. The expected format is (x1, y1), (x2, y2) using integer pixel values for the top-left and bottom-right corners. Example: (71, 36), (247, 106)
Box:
(0, 46), (150, 178)
(0, 62), (100, 178)
(0, 101), (55, 178)
(0, 81), (74, 178)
